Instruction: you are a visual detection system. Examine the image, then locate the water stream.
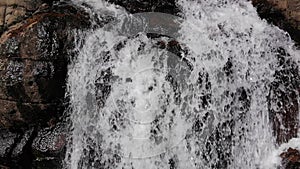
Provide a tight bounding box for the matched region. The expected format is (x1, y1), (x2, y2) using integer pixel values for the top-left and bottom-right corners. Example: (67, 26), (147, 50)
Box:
(65, 0), (300, 168)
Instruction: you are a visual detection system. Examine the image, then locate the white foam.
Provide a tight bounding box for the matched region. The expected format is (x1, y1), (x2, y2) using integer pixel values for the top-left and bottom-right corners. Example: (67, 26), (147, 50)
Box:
(65, 0), (300, 168)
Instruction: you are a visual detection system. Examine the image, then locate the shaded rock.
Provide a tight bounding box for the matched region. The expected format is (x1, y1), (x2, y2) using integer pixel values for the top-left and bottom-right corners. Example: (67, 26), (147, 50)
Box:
(0, 165), (9, 169)
(0, 129), (18, 159)
(11, 128), (34, 158)
(0, 1), (90, 130)
(0, 124), (66, 169)
(0, 128), (37, 169)
(0, 1), (104, 168)
(268, 48), (300, 145)
(32, 125), (66, 169)
(32, 126), (66, 156)
(107, 0), (179, 14)
(252, 0), (300, 45)
(280, 148), (300, 169)
(252, 0), (300, 23)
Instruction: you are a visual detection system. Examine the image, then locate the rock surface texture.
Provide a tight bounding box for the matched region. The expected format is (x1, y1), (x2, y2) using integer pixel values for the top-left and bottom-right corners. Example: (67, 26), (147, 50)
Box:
(0, 0), (45, 34)
(0, 1), (88, 129)
(252, 1), (300, 168)
(280, 148), (300, 169)
(0, 0), (89, 168)
(252, 0), (300, 146)
(253, 0), (300, 45)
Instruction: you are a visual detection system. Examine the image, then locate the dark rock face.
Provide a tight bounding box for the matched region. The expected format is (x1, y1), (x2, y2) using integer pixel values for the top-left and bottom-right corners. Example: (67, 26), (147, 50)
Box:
(0, 2), (89, 129)
(269, 48), (300, 145)
(280, 148), (300, 169)
(251, 1), (300, 168)
(0, 1), (89, 168)
(31, 125), (67, 169)
(252, 0), (300, 45)
(0, 128), (36, 168)
(107, 0), (179, 14)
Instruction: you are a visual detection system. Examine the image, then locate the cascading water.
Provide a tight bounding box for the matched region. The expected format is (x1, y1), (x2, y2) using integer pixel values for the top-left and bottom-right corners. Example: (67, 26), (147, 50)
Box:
(65, 0), (300, 168)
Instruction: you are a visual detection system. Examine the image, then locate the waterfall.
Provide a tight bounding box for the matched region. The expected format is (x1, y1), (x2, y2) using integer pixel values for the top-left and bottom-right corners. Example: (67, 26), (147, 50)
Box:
(65, 0), (300, 168)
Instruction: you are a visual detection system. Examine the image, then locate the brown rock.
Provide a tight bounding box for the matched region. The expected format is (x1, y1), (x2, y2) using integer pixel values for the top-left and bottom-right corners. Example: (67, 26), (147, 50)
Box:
(0, 2), (91, 168)
(288, 0), (300, 23)
(31, 125), (66, 169)
(0, 99), (59, 129)
(280, 148), (300, 169)
(5, 6), (27, 26)
(0, 2), (90, 129)
(0, 0), (45, 36)
(252, 0), (300, 45)
(253, 2), (300, 146)
(0, 6), (5, 26)
(0, 0), (43, 11)
(269, 48), (300, 145)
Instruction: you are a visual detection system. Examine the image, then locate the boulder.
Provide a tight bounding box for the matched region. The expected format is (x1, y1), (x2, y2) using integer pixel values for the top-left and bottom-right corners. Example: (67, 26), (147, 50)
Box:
(32, 125), (66, 169)
(252, 0), (300, 45)
(0, 128), (36, 168)
(0, 1), (90, 168)
(268, 48), (300, 145)
(0, 2), (90, 130)
(280, 148), (300, 169)
(252, 0), (300, 23)
(0, 0), (44, 34)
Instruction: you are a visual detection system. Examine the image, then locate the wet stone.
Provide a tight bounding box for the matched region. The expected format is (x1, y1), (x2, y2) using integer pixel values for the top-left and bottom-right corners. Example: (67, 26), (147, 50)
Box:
(0, 37), (20, 58)
(32, 125), (66, 156)
(106, 0), (179, 14)
(11, 128), (34, 158)
(0, 129), (18, 158)
(280, 148), (300, 169)
(31, 125), (66, 169)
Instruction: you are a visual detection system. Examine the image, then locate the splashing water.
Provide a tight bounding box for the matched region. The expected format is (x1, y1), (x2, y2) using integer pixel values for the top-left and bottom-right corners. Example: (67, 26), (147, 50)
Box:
(65, 0), (300, 168)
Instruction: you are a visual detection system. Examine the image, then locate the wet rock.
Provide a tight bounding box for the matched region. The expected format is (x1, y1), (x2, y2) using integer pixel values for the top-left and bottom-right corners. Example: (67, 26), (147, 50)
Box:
(0, 0), (44, 35)
(32, 126), (66, 155)
(0, 1), (90, 130)
(32, 125), (66, 169)
(0, 125), (66, 169)
(252, 0), (300, 22)
(0, 2), (90, 167)
(252, 0), (300, 45)
(0, 129), (18, 159)
(0, 128), (37, 168)
(268, 48), (300, 145)
(252, 0), (300, 149)
(11, 128), (34, 158)
(280, 148), (300, 169)
(107, 0), (179, 14)
(252, 0), (300, 25)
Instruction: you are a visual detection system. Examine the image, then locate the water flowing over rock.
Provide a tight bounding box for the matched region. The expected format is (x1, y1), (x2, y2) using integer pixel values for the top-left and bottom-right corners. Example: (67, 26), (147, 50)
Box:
(0, 0), (299, 168)
(65, 0), (300, 169)
(253, 0), (300, 45)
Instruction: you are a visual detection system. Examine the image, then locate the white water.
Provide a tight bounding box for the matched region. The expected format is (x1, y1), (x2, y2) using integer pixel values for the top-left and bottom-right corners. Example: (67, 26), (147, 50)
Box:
(65, 0), (300, 168)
